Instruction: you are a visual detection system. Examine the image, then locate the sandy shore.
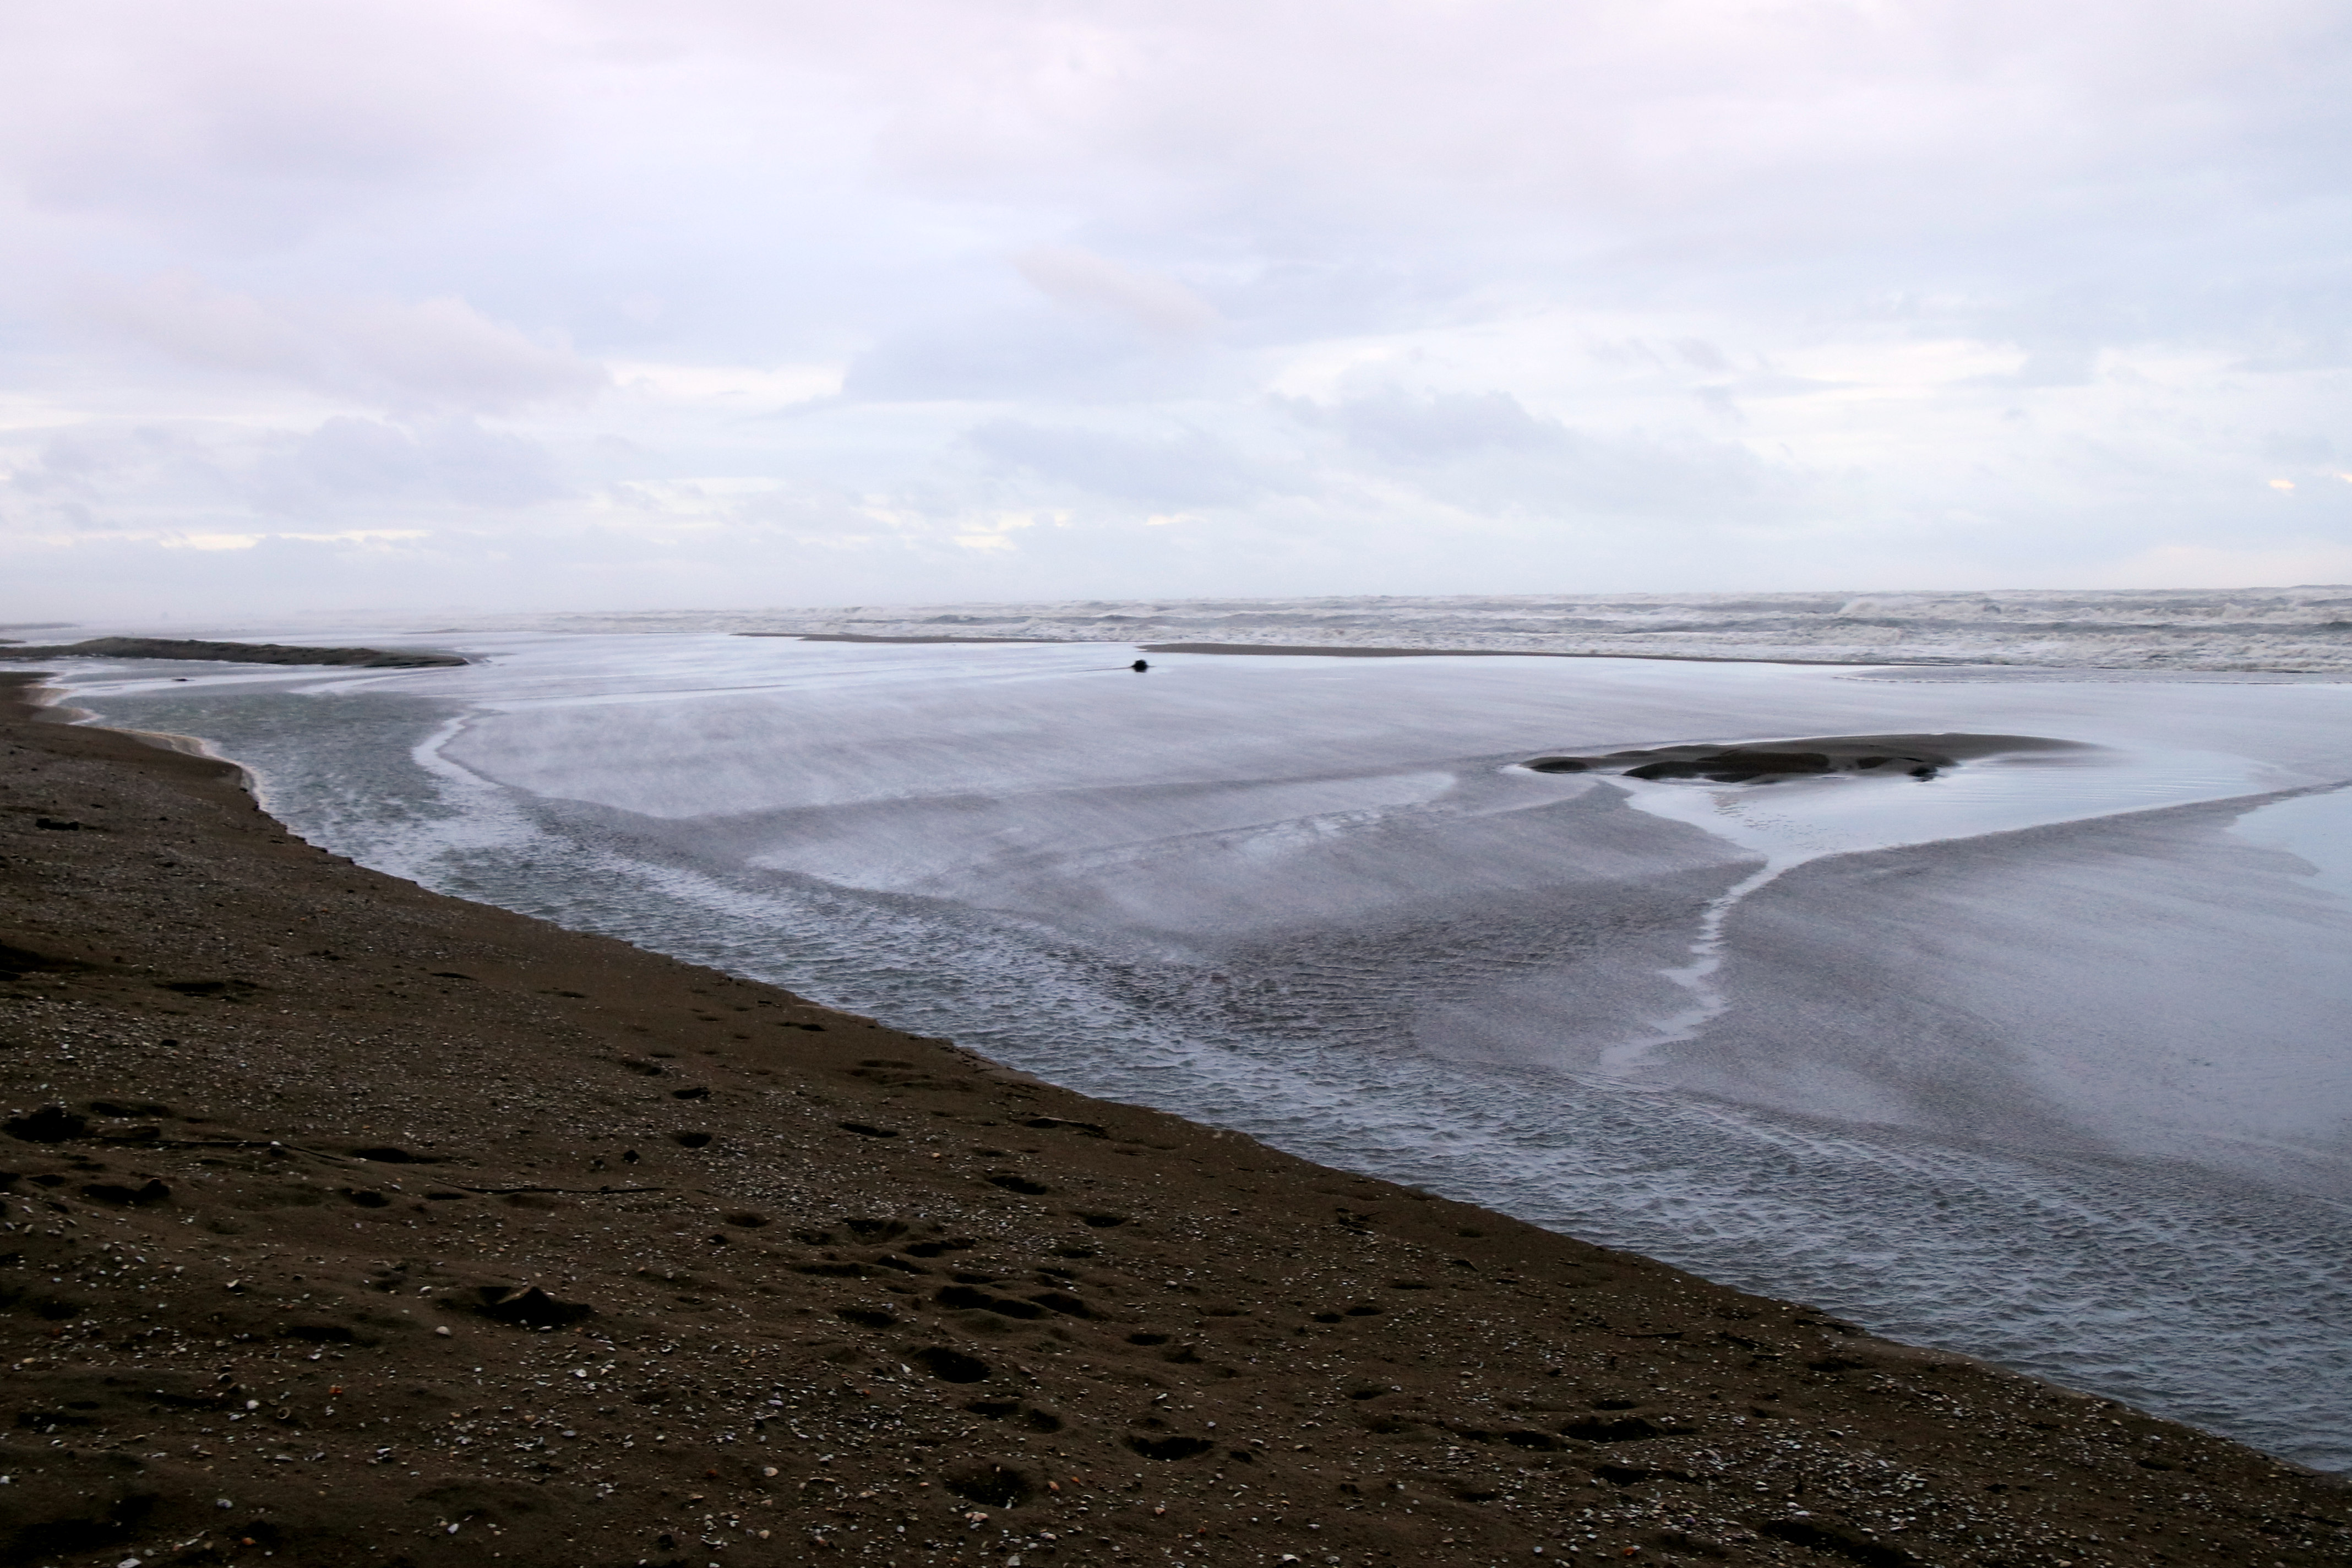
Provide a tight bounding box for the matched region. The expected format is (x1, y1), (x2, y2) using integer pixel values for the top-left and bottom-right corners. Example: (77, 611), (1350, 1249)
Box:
(1, 670), (2343, 1567)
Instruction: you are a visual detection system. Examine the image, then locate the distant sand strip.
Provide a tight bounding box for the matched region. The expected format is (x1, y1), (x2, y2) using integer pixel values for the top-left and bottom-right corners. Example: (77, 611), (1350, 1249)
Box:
(0, 635), (465, 668)
(741, 631), (1948, 665)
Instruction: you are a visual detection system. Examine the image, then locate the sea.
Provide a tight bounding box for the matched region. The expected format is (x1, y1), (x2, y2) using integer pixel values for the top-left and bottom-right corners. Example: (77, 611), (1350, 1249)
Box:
(14, 590), (2351, 1473)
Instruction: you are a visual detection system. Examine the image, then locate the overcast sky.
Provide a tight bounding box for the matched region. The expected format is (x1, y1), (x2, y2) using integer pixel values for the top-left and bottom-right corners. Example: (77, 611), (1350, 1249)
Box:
(4, 0), (2350, 620)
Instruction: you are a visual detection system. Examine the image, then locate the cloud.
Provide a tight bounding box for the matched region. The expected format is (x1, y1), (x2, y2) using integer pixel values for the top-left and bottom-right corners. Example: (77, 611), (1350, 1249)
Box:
(1287, 389), (1790, 521)
(965, 420), (1274, 507)
(6, 423), (241, 519)
(840, 307), (1237, 404)
(1305, 389), (1565, 463)
(84, 274), (608, 413)
(1, 416), (570, 547)
(247, 417), (570, 512)
(0, 0), (538, 240)
(2097, 541), (2352, 590)
(7, 1), (2352, 611)
(1012, 247), (1221, 337)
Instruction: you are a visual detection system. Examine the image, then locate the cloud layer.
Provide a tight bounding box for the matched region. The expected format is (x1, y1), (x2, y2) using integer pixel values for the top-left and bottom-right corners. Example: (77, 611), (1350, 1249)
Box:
(4, 0), (2349, 618)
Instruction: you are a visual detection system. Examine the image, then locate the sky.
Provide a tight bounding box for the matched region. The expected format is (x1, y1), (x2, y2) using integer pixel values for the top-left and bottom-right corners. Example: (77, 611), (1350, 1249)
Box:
(4, 0), (2351, 621)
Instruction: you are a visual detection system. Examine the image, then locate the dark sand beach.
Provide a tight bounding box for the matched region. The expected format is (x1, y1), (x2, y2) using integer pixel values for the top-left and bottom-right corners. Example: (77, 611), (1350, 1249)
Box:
(1, 670), (2344, 1567)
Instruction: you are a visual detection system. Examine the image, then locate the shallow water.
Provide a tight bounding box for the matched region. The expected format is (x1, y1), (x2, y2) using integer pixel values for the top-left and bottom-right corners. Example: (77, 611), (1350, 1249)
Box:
(30, 632), (2352, 1471)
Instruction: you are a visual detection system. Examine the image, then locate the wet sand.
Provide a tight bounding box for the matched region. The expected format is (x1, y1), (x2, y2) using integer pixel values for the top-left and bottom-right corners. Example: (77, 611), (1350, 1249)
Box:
(1, 671), (2343, 1566)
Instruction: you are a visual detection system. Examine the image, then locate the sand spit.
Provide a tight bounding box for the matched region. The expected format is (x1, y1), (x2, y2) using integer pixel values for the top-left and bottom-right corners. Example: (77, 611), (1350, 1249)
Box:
(0, 672), (2343, 1568)
(746, 634), (1068, 647)
(0, 638), (465, 669)
(1521, 734), (2092, 784)
(1135, 643), (1887, 666)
